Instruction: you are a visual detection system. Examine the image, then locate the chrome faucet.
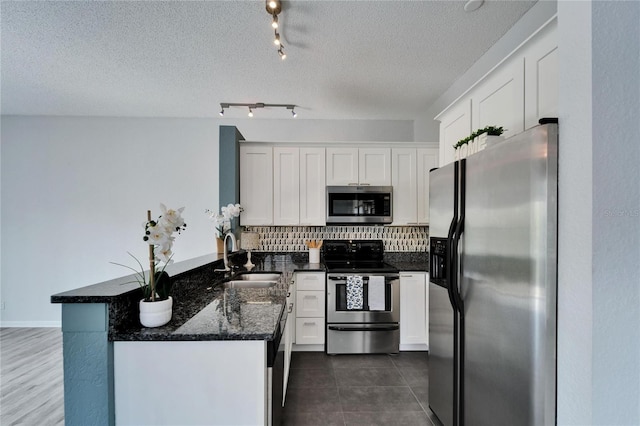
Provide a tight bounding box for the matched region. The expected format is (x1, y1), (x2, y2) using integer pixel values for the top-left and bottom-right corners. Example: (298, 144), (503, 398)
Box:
(215, 232), (237, 272)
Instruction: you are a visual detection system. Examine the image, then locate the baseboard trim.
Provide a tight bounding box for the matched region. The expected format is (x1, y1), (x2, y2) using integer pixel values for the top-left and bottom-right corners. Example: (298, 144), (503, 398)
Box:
(0, 321), (61, 328)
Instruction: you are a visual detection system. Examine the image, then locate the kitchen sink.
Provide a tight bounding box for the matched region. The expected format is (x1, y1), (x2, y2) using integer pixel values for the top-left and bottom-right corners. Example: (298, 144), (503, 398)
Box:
(234, 272), (282, 281)
(223, 280), (278, 289)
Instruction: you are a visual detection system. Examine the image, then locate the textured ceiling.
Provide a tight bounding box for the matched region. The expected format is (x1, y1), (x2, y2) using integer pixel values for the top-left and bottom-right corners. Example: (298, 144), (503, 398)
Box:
(1, 0), (537, 120)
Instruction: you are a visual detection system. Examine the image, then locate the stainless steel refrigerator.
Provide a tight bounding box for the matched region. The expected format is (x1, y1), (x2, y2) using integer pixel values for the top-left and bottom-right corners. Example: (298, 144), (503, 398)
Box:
(428, 123), (558, 426)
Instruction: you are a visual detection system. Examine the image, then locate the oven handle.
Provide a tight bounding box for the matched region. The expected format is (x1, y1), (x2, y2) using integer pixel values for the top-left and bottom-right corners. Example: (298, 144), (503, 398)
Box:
(327, 325), (400, 332)
(327, 275), (400, 281)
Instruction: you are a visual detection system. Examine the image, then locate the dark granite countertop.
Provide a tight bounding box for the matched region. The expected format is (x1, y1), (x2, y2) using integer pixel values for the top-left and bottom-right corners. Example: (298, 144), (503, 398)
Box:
(52, 251), (325, 343)
(384, 252), (429, 273)
(51, 250), (432, 343)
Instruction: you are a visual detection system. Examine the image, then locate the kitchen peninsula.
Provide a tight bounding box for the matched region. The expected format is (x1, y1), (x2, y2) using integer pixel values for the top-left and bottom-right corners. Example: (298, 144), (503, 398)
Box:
(51, 251), (322, 426)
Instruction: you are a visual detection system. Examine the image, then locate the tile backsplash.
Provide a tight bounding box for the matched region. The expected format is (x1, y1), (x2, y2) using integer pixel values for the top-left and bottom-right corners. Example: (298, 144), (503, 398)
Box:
(244, 225), (428, 252)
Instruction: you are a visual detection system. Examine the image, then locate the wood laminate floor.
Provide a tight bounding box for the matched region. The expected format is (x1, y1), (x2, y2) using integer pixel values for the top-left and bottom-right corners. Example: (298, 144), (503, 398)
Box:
(0, 328), (64, 426)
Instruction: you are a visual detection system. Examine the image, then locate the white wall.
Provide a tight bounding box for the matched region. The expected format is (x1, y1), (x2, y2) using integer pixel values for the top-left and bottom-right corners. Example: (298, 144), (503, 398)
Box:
(0, 116), (414, 326)
(556, 2), (593, 423)
(557, 1), (640, 425)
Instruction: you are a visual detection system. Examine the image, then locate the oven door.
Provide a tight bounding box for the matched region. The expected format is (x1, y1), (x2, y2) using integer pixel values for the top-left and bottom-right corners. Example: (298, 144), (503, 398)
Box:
(326, 323), (400, 354)
(326, 274), (400, 323)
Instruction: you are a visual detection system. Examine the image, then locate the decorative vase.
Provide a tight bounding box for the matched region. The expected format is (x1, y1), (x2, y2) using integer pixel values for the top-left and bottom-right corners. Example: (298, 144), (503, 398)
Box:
(216, 237), (224, 253)
(139, 296), (173, 328)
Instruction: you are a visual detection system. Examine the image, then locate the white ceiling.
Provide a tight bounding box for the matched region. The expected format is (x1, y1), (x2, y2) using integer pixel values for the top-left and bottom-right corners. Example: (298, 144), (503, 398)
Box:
(1, 0), (537, 121)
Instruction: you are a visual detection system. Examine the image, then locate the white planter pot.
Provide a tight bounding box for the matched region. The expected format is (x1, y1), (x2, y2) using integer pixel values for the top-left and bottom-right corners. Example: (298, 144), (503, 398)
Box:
(139, 296), (173, 328)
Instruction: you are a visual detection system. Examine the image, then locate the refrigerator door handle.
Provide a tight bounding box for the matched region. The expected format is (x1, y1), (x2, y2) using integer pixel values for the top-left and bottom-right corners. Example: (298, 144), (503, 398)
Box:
(446, 161), (461, 313)
(451, 159), (466, 312)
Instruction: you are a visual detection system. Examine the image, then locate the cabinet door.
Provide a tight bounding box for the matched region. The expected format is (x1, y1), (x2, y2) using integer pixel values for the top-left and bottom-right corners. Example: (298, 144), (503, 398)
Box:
(400, 272), (428, 346)
(299, 148), (326, 225)
(524, 18), (558, 129)
(240, 146), (273, 225)
(295, 272), (325, 291)
(471, 56), (525, 139)
(359, 148), (391, 185)
(416, 148), (439, 225)
(392, 148), (418, 225)
(296, 291), (325, 318)
(273, 147), (300, 225)
(438, 99), (472, 166)
(295, 318), (325, 345)
(326, 148), (358, 185)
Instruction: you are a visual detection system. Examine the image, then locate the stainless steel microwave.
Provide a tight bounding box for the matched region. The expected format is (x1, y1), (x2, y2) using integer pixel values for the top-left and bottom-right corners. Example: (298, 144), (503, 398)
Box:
(326, 186), (393, 224)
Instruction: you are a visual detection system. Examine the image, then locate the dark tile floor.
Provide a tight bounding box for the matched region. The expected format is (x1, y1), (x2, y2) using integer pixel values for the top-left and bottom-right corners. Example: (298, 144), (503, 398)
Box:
(282, 351), (440, 426)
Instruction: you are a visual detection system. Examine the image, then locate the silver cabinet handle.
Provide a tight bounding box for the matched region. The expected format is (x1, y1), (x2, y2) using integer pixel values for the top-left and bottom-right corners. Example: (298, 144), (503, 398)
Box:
(288, 303), (294, 313)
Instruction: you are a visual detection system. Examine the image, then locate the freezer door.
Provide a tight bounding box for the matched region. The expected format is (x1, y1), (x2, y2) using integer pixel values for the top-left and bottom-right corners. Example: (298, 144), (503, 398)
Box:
(428, 162), (458, 426)
(429, 282), (455, 426)
(461, 124), (558, 426)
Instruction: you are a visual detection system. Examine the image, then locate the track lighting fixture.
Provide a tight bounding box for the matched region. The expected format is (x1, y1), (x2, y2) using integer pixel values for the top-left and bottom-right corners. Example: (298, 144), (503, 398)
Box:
(265, 0), (286, 59)
(219, 103), (298, 118)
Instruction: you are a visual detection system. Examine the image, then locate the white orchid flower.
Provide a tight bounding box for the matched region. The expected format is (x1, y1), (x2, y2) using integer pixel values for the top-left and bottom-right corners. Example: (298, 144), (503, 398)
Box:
(155, 244), (174, 264)
(159, 204), (186, 232)
(146, 224), (171, 247)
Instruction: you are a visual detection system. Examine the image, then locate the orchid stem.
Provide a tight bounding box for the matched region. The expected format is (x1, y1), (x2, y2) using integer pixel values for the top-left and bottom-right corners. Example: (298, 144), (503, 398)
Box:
(147, 210), (155, 302)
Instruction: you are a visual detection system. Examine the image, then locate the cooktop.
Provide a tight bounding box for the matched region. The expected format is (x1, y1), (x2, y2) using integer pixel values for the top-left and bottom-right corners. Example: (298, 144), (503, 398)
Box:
(323, 240), (398, 273)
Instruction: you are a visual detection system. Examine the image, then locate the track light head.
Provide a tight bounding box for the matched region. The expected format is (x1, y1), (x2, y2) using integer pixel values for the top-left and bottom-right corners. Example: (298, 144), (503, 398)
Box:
(278, 48), (286, 60)
(271, 14), (278, 29)
(291, 108), (297, 118)
(219, 108), (224, 117)
(266, 0), (281, 14)
(274, 32), (281, 46)
(248, 108), (253, 118)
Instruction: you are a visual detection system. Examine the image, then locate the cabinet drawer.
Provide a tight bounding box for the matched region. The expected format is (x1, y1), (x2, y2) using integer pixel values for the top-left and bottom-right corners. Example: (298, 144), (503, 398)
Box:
(295, 291), (325, 318)
(295, 273), (325, 291)
(295, 318), (325, 345)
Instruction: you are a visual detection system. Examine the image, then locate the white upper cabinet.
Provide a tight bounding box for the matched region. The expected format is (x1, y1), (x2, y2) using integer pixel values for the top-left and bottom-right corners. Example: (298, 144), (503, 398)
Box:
(240, 146), (273, 225)
(416, 148), (439, 224)
(436, 18), (557, 166)
(299, 147), (326, 226)
(392, 147), (439, 225)
(358, 148), (391, 185)
(392, 148), (418, 225)
(524, 19), (558, 129)
(437, 99), (472, 166)
(241, 144), (323, 227)
(326, 147), (391, 186)
(326, 148), (359, 185)
(471, 56), (525, 139)
(273, 147), (300, 225)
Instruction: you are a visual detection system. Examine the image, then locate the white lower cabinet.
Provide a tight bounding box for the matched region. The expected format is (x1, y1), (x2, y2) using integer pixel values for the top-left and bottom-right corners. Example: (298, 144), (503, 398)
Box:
(283, 281), (295, 405)
(293, 272), (326, 346)
(400, 272), (429, 350)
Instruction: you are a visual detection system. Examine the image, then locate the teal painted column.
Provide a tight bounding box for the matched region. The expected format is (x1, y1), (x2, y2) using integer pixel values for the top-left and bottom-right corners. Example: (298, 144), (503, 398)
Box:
(61, 304), (114, 426)
(219, 126), (244, 236)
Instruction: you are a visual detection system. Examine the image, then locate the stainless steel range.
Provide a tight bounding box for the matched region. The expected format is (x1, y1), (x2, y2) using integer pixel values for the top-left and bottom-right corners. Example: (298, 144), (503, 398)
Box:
(324, 240), (400, 355)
